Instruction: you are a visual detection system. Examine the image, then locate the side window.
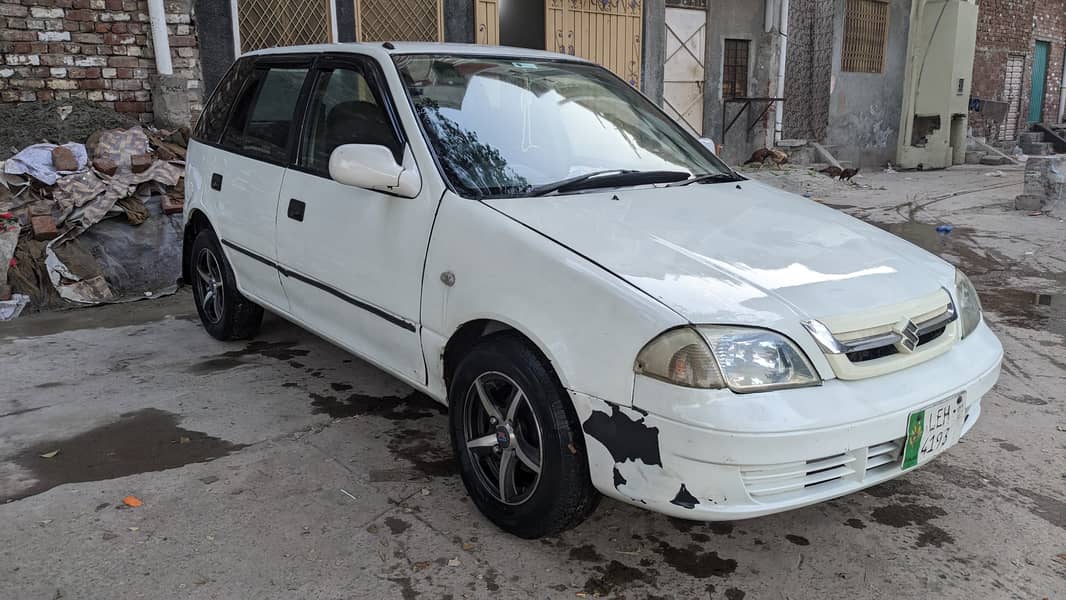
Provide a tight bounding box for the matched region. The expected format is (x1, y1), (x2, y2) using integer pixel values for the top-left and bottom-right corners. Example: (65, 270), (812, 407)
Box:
(298, 66), (402, 175)
(221, 66), (309, 163)
(194, 58), (255, 143)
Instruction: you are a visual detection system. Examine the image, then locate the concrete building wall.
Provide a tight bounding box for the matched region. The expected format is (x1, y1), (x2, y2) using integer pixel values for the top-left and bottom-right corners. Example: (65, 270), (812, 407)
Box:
(0, 0), (203, 125)
(823, 0), (911, 168)
(703, 0), (780, 164)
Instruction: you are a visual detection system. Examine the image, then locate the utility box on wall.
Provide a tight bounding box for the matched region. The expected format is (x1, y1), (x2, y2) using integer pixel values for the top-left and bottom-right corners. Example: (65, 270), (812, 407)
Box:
(897, 0), (979, 169)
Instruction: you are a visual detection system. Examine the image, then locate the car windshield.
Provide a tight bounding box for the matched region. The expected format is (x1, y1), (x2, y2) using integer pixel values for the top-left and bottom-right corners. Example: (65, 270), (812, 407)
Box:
(393, 55), (732, 198)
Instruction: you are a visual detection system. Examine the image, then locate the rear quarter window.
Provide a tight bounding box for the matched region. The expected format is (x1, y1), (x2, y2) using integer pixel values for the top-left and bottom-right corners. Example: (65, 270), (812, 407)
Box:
(219, 66), (309, 164)
(193, 58), (254, 144)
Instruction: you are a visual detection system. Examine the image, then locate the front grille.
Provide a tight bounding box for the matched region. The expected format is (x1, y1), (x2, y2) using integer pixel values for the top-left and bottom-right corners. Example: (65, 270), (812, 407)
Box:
(846, 325), (947, 363)
(804, 288), (959, 380)
(740, 437), (905, 502)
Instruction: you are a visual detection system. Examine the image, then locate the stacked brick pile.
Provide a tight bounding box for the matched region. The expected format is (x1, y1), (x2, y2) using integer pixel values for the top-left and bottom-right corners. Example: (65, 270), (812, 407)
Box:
(0, 0), (203, 125)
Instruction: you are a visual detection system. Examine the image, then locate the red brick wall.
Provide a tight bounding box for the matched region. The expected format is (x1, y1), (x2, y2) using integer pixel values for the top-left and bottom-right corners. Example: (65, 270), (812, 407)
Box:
(0, 0), (203, 124)
(1033, 0), (1065, 123)
(971, 0), (1066, 139)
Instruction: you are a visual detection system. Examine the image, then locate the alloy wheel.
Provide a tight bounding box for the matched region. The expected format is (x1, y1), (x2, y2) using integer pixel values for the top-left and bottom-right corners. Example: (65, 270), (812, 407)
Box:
(462, 372), (543, 505)
(194, 247), (225, 324)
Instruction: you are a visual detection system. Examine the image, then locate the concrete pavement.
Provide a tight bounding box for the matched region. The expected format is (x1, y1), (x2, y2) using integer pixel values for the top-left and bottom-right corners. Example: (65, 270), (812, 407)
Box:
(1, 164), (1064, 599)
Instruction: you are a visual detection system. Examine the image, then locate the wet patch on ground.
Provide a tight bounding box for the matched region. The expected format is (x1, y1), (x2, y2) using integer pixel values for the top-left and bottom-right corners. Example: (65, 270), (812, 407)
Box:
(384, 516), (412, 535)
(870, 220), (997, 274)
(186, 356), (247, 374)
(1013, 487), (1066, 529)
(785, 534), (810, 546)
(870, 503), (955, 548)
(979, 287), (1066, 336)
(582, 560), (652, 596)
(568, 544), (606, 562)
(1, 408), (245, 503)
(725, 588), (747, 600)
(385, 428), (456, 478)
(650, 538), (738, 578)
(309, 390), (446, 421)
(220, 340), (310, 362)
(845, 518), (866, 529)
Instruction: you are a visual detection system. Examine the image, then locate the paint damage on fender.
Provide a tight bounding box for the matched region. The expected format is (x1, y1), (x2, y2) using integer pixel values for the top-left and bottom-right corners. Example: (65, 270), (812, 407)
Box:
(581, 397), (701, 509)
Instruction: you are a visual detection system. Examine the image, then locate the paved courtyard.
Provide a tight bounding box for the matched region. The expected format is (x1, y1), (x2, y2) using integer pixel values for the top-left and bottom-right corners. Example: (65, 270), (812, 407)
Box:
(1, 164), (1064, 599)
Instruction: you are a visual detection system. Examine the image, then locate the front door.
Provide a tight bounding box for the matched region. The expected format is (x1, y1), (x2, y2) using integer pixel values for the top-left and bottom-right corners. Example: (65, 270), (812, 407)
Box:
(275, 56), (435, 385)
(1029, 41), (1050, 124)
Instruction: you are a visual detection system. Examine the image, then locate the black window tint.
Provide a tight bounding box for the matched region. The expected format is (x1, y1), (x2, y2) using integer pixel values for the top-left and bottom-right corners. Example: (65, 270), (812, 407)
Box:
(221, 66), (308, 163)
(194, 58), (254, 143)
(298, 66), (402, 175)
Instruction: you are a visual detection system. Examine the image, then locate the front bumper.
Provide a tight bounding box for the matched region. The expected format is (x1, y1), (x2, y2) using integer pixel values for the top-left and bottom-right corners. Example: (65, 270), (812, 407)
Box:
(573, 321), (1003, 521)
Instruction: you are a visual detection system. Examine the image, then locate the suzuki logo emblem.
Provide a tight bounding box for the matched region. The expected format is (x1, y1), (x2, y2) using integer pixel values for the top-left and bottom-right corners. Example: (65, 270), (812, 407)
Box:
(896, 319), (920, 353)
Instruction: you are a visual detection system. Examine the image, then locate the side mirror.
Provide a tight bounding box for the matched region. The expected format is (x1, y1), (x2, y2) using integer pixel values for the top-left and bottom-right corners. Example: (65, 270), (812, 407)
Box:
(328, 144), (421, 198)
(698, 137), (719, 156)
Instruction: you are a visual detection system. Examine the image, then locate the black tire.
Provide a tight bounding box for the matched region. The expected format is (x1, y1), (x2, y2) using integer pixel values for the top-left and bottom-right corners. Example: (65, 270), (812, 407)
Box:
(449, 332), (599, 538)
(189, 228), (263, 341)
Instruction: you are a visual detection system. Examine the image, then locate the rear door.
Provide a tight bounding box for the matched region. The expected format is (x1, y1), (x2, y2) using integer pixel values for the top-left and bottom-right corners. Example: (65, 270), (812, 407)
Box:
(204, 56), (312, 313)
(274, 55), (433, 384)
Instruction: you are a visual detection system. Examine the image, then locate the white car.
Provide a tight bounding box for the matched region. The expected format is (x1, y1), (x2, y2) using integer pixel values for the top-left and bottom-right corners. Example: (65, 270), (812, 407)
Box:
(183, 43), (1003, 538)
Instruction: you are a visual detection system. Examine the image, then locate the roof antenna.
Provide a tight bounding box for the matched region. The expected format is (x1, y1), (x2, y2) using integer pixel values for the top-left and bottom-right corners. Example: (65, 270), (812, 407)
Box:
(382, 42), (395, 50)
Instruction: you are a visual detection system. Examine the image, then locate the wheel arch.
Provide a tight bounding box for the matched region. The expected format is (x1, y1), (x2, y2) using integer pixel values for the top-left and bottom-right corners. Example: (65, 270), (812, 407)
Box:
(442, 317), (571, 394)
(182, 209), (213, 284)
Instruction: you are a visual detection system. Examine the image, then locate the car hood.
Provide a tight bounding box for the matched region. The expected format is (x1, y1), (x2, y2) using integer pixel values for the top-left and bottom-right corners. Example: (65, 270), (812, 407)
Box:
(483, 181), (956, 326)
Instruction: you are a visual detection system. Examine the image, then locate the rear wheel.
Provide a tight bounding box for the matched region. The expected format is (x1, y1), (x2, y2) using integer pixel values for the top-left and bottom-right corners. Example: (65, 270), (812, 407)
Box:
(190, 229), (263, 341)
(449, 333), (599, 538)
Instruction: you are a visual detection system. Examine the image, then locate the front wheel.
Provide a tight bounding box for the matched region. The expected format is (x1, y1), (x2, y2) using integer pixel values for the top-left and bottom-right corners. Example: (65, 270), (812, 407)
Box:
(189, 229), (263, 341)
(449, 333), (599, 538)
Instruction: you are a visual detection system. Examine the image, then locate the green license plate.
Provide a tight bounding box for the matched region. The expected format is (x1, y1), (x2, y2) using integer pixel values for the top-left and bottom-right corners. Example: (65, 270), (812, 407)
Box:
(902, 396), (964, 470)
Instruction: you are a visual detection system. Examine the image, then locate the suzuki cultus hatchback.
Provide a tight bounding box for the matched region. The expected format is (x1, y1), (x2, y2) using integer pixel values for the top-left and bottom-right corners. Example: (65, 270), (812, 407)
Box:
(183, 43), (1003, 538)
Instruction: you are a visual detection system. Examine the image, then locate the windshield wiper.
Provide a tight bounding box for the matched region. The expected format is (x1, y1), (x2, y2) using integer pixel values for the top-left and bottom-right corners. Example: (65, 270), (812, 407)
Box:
(672, 172), (746, 186)
(528, 170), (691, 196)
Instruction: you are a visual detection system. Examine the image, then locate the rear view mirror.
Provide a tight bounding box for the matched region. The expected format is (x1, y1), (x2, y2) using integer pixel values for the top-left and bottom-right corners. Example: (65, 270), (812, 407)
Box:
(329, 144), (421, 197)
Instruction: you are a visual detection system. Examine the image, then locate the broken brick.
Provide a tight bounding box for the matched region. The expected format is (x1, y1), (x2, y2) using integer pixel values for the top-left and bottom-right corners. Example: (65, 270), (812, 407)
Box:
(161, 194), (184, 215)
(31, 214), (58, 241)
(51, 145), (78, 172)
(130, 153), (152, 173)
(93, 157), (118, 176)
(154, 144), (176, 161)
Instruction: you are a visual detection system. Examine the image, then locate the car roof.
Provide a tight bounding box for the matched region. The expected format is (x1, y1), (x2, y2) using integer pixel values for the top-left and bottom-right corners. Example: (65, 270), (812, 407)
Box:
(243, 42), (591, 63)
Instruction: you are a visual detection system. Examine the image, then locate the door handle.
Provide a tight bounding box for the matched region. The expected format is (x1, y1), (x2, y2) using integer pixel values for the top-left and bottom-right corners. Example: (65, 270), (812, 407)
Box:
(287, 198), (306, 222)
(211, 173), (223, 191)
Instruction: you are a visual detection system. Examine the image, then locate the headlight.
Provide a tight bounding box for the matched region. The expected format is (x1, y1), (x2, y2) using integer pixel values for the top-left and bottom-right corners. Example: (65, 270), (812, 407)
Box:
(955, 270), (983, 338)
(635, 326), (821, 392)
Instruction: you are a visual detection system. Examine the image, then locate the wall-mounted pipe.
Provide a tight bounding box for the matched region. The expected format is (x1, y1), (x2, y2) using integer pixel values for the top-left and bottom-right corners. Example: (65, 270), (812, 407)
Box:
(773, 0), (789, 143)
(1059, 55), (1065, 123)
(147, 0), (173, 76)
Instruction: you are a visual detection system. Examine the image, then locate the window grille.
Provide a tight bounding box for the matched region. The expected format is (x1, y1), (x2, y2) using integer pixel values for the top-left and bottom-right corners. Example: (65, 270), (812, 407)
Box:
(841, 0), (889, 73)
(722, 39), (749, 99)
(356, 0), (443, 42)
(237, 0), (332, 52)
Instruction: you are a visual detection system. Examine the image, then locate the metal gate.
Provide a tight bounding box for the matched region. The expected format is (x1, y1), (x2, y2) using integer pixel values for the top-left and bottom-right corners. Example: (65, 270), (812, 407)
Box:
(547, 0), (643, 88)
(1002, 54), (1023, 140)
(356, 0), (443, 42)
(663, 6), (705, 134)
(235, 0), (333, 52)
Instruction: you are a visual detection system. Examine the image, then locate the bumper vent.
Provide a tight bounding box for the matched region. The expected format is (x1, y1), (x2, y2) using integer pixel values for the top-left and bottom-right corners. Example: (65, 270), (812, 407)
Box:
(740, 437), (906, 502)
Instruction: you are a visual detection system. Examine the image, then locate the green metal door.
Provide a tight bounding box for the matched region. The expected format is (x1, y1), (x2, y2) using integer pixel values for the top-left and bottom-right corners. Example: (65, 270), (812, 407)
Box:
(1028, 41), (1050, 123)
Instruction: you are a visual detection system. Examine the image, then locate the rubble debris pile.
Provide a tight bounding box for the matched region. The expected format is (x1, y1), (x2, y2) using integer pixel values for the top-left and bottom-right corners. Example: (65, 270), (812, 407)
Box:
(0, 103), (188, 319)
(1015, 156), (1065, 215)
